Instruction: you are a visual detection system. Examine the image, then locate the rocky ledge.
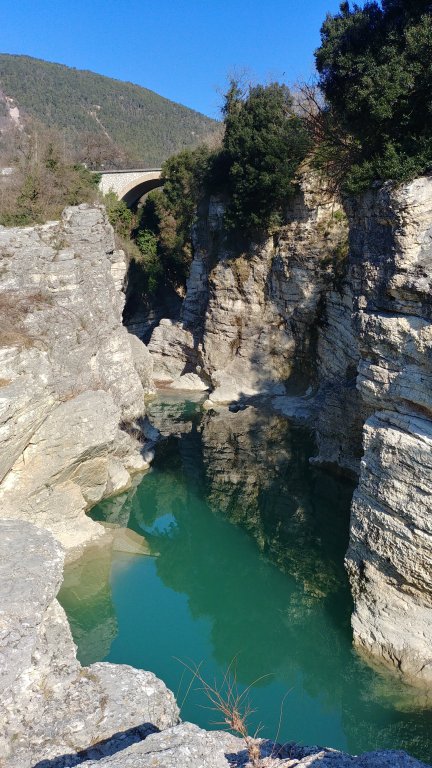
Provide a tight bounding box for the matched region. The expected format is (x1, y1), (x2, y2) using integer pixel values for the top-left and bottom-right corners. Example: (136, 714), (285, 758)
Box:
(0, 205), (154, 560)
(0, 519), (428, 768)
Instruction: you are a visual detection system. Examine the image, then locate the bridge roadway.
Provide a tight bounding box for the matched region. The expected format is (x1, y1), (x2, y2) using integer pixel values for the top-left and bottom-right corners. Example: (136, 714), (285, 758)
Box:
(98, 168), (163, 207)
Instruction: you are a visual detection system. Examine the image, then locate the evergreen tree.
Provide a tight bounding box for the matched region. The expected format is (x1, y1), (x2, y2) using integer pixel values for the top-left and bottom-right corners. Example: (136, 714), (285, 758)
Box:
(315, 0), (432, 191)
(221, 81), (311, 232)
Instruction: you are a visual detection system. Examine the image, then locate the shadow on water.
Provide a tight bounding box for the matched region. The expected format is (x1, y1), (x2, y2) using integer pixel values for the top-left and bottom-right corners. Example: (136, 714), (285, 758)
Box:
(59, 397), (432, 763)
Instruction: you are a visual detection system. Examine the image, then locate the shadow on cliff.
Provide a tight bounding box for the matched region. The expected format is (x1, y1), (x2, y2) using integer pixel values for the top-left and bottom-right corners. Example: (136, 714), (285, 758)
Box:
(32, 722), (159, 768)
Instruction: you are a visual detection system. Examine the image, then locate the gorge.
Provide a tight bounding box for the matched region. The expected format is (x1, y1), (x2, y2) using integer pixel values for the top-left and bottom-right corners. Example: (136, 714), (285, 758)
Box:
(1, 166), (432, 766)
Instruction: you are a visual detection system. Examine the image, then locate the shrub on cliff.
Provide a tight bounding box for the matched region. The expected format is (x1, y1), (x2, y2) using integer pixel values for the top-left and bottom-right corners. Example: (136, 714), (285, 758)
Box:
(134, 147), (213, 293)
(0, 124), (100, 226)
(104, 192), (133, 239)
(137, 81), (312, 258)
(314, 0), (432, 192)
(219, 80), (312, 232)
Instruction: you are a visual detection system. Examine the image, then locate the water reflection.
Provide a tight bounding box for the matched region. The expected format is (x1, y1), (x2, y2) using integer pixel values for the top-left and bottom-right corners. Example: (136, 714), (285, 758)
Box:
(59, 398), (432, 762)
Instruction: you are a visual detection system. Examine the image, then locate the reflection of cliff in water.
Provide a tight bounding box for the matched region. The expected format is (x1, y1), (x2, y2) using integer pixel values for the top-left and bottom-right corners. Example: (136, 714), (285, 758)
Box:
(135, 416), (351, 691)
(200, 407), (354, 604)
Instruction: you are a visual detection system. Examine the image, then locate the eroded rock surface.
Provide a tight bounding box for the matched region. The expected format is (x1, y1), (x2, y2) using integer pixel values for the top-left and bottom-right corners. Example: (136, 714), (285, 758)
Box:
(146, 178), (347, 401)
(0, 205), (152, 558)
(201, 181), (346, 404)
(341, 179), (432, 684)
(0, 520), (179, 768)
(81, 735), (430, 768)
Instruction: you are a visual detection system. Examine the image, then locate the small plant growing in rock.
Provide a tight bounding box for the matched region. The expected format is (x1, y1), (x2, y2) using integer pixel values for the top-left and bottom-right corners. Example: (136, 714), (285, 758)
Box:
(178, 659), (269, 767)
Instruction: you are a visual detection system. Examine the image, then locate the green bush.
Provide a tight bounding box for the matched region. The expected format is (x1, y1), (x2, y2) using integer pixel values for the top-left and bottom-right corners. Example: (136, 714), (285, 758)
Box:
(135, 229), (162, 295)
(134, 147), (213, 293)
(0, 129), (100, 227)
(221, 81), (312, 232)
(135, 80), (312, 286)
(104, 192), (133, 239)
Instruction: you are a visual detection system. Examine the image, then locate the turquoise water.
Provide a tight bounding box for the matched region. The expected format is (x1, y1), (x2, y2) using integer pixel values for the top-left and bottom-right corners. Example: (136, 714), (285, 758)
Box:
(59, 398), (432, 762)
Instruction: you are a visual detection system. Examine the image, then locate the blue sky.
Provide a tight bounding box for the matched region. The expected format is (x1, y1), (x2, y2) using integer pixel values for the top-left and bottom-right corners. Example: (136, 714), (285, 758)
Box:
(0, 0), (343, 118)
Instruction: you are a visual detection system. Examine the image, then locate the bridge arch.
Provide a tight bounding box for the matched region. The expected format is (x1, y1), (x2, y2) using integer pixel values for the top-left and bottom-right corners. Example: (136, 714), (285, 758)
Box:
(98, 169), (164, 208)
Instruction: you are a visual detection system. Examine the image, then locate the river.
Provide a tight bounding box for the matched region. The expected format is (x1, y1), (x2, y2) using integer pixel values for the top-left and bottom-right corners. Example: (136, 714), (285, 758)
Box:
(59, 395), (432, 762)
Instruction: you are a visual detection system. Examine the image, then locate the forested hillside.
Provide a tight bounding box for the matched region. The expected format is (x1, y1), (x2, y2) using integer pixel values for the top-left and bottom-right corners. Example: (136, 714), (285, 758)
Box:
(0, 54), (219, 167)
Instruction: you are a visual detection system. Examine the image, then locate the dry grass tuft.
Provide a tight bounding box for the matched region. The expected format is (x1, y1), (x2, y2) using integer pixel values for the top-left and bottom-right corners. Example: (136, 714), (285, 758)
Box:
(0, 288), (52, 348)
(177, 658), (269, 768)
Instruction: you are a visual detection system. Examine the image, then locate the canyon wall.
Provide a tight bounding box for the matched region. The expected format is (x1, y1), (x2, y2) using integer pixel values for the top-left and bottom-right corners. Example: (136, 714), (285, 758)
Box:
(146, 176), (348, 403)
(144, 175), (432, 687)
(1, 190), (431, 763)
(0, 205), (153, 560)
(342, 179), (432, 684)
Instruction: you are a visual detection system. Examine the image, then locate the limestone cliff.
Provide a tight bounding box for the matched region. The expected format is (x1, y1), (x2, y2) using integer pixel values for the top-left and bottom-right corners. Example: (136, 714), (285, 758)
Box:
(146, 176), (347, 403)
(0, 205), (153, 560)
(342, 179), (432, 685)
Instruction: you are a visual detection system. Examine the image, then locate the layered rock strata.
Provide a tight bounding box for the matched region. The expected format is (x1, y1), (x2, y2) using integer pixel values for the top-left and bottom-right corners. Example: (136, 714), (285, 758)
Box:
(146, 178), (347, 402)
(341, 178), (432, 684)
(0, 205), (153, 559)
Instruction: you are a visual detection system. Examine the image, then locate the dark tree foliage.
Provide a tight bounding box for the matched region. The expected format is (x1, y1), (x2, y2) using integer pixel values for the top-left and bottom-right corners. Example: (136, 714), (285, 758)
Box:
(134, 81), (312, 297)
(221, 81), (312, 232)
(134, 146), (212, 293)
(315, 0), (432, 191)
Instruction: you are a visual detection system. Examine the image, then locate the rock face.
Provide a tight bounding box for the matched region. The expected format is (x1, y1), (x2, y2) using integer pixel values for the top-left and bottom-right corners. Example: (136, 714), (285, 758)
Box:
(201, 182), (347, 404)
(0, 519), (179, 768)
(340, 179), (432, 685)
(78, 726), (430, 768)
(0, 205), (153, 559)
(146, 178), (347, 401)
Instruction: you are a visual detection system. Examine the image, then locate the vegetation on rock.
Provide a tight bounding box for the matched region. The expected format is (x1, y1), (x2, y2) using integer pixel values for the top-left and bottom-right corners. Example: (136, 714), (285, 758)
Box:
(314, 0), (432, 192)
(135, 147), (213, 294)
(218, 81), (312, 232)
(0, 124), (100, 226)
(134, 81), (312, 294)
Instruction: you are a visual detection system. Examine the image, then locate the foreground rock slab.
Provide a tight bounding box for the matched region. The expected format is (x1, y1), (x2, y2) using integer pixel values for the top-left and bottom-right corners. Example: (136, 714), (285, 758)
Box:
(69, 724), (430, 768)
(0, 520), (179, 768)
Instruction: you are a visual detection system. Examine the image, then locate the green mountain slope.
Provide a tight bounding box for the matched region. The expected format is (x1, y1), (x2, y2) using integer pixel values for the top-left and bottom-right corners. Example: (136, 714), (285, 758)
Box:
(0, 54), (219, 167)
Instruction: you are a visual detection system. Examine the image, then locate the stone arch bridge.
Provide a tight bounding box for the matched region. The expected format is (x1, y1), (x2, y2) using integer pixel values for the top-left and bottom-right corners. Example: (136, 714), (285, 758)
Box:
(98, 168), (163, 207)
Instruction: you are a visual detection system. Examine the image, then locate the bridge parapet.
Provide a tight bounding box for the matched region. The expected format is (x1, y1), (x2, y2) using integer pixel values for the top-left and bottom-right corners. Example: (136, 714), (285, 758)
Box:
(98, 168), (163, 207)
